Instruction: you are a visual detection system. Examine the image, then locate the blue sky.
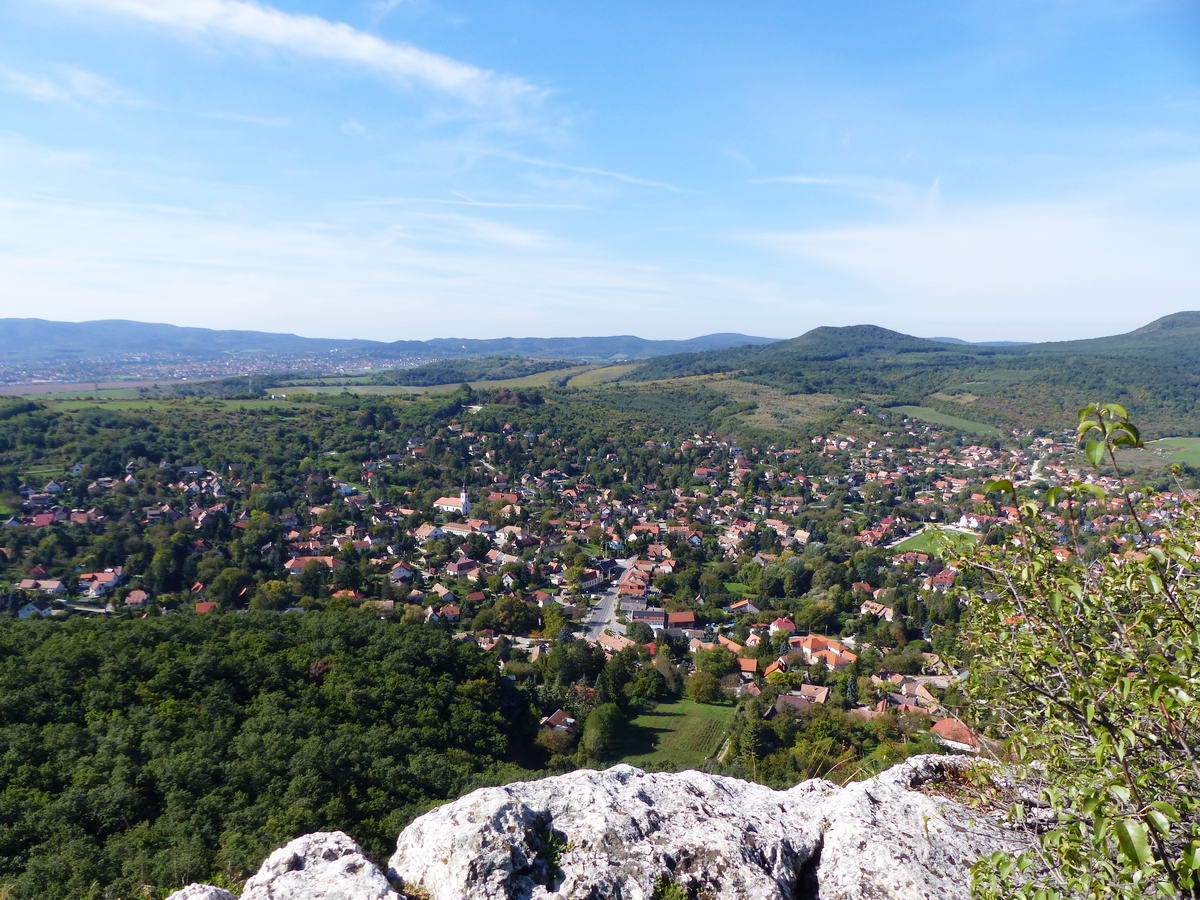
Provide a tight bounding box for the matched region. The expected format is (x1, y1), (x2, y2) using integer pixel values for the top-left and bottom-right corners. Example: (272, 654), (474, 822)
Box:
(0, 0), (1197, 341)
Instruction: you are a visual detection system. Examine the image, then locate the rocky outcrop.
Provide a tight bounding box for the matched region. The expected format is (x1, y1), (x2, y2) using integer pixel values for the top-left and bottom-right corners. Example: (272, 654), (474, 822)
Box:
(239, 832), (399, 900)
(169, 755), (1030, 900)
(389, 763), (833, 899)
(166, 887), (235, 900)
(168, 832), (398, 900)
(812, 754), (1026, 899)
(388, 754), (1027, 900)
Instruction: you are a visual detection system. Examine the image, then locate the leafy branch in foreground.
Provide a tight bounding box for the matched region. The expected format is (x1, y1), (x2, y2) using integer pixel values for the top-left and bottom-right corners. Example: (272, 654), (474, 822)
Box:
(959, 403), (1200, 899)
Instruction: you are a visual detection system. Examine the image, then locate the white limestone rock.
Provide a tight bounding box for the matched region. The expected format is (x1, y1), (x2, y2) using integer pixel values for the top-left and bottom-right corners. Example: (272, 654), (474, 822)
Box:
(240, 831), (400, 900)
(164, 886), (236, 900)
(387, 756), (1029, 900)
(814, 754), (1029, 900)
(389, 763), (834, 899)
(165, 755), (1031, 900)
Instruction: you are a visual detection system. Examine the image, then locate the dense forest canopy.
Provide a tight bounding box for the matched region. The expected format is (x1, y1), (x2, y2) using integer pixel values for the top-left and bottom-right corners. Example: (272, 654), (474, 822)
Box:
(0, 613), (536, 899)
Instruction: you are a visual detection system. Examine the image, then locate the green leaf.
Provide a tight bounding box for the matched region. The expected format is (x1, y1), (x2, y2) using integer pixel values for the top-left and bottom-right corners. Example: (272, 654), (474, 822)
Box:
(984, 479), (1013, 495)
(1115, 819), (1153, 867)
(1084, 439), (1106, 468)
(1183, 841), (1200, 870)
(1111, 431), (1137, 448)
(1148, 801), (1180, 822)
(1145, 808), (1172, 837)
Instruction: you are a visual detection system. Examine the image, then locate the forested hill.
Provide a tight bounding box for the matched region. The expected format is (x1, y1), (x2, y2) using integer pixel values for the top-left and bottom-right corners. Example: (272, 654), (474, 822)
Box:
(0, 318), (775, 367)
(624, 313), (1200, 435)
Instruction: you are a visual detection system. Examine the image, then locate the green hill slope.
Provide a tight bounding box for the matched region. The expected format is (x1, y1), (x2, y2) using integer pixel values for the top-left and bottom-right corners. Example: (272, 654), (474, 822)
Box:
(626, 314), (1200, 435)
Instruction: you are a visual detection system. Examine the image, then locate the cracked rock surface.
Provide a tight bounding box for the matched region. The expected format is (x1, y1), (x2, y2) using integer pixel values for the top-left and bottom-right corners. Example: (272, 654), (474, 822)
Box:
(168, 832), (398, 900)
(169, 755), (1030, 900)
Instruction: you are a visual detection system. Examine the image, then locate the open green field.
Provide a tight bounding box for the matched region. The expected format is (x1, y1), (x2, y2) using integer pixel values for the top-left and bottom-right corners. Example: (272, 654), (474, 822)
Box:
(0, 379), (203, 397)
(19, 463), (65, 483)
(703, 378), (839, 431)
(613, 698), (735, 770)
(286, 384), (430, 396)
(43, 399), (170, 410)
(31, 387), (144, 401)
(1147, 438), (1200, 468)
(891, 405), (1001, 437)
(465, 365), (594, 388)
(46, 398), (304, 411)
(890, 526), (978, 555)
(567, 363), (642, 387)
(723, 581), (754, 596)
(628, 373), (838, 431)
(1100, 437), (1200, 475)
(287, 365), (595, 396)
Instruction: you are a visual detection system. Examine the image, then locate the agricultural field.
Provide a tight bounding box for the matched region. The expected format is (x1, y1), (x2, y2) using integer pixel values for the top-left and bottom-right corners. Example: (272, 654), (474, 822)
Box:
(567, 363), (642, 387)
(285, 384), (430, 396)
(701, 378), (839, 431)
(1147, 437), (1200, 468)
(613, 698), (735, 771)
(286, 365), (595, 396)
(33, 387), (145, 401)
(46, 397), (302, 411)
(628, 374), (838, 432)
(890, 405), (1002, 437)
(1087, 437), (1200, 475)
(0, 380), (188, 397)
(41, 398), (172, 411)
(18, 462), (66, 484)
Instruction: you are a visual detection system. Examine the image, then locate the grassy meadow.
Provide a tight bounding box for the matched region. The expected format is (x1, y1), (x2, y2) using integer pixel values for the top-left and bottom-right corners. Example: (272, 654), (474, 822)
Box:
(613, 698), (735, 770)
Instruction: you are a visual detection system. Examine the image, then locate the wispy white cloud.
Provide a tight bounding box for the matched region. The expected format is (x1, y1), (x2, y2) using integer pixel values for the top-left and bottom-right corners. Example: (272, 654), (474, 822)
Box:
(0, 65), (134, 105)
(746, 189), (1200, 340)
(437, 213), (554, 250)
(447, 191), (584, 210)
(499, 152), (681, 193)
(368, 0), (415, 26)
(0, 190), (786, 338)
(341, 191), (586, 210)
(749, 173), (939, 215)
(0, 68), (69, 103)
(47, 0), (545, 112)
(719, 147), (753, 171)
(201, 109), (292, 127)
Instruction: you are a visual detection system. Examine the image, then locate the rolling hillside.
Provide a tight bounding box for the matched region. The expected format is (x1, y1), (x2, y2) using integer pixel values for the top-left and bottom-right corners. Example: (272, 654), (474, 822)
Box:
(626, 314), (1200, 435)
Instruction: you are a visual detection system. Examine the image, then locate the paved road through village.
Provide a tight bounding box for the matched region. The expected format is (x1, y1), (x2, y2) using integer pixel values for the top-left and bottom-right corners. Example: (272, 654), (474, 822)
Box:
(582, 556), (637, 641)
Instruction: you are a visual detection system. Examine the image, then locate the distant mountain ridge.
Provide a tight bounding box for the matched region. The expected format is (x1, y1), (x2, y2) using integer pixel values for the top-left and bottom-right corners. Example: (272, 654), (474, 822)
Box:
(0, 318), (777, 369)
(928, 337), (1032, 346)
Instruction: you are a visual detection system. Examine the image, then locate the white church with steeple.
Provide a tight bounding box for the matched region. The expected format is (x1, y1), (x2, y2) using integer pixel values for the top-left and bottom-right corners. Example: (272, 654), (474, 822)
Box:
(433, 487), (470, 516)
